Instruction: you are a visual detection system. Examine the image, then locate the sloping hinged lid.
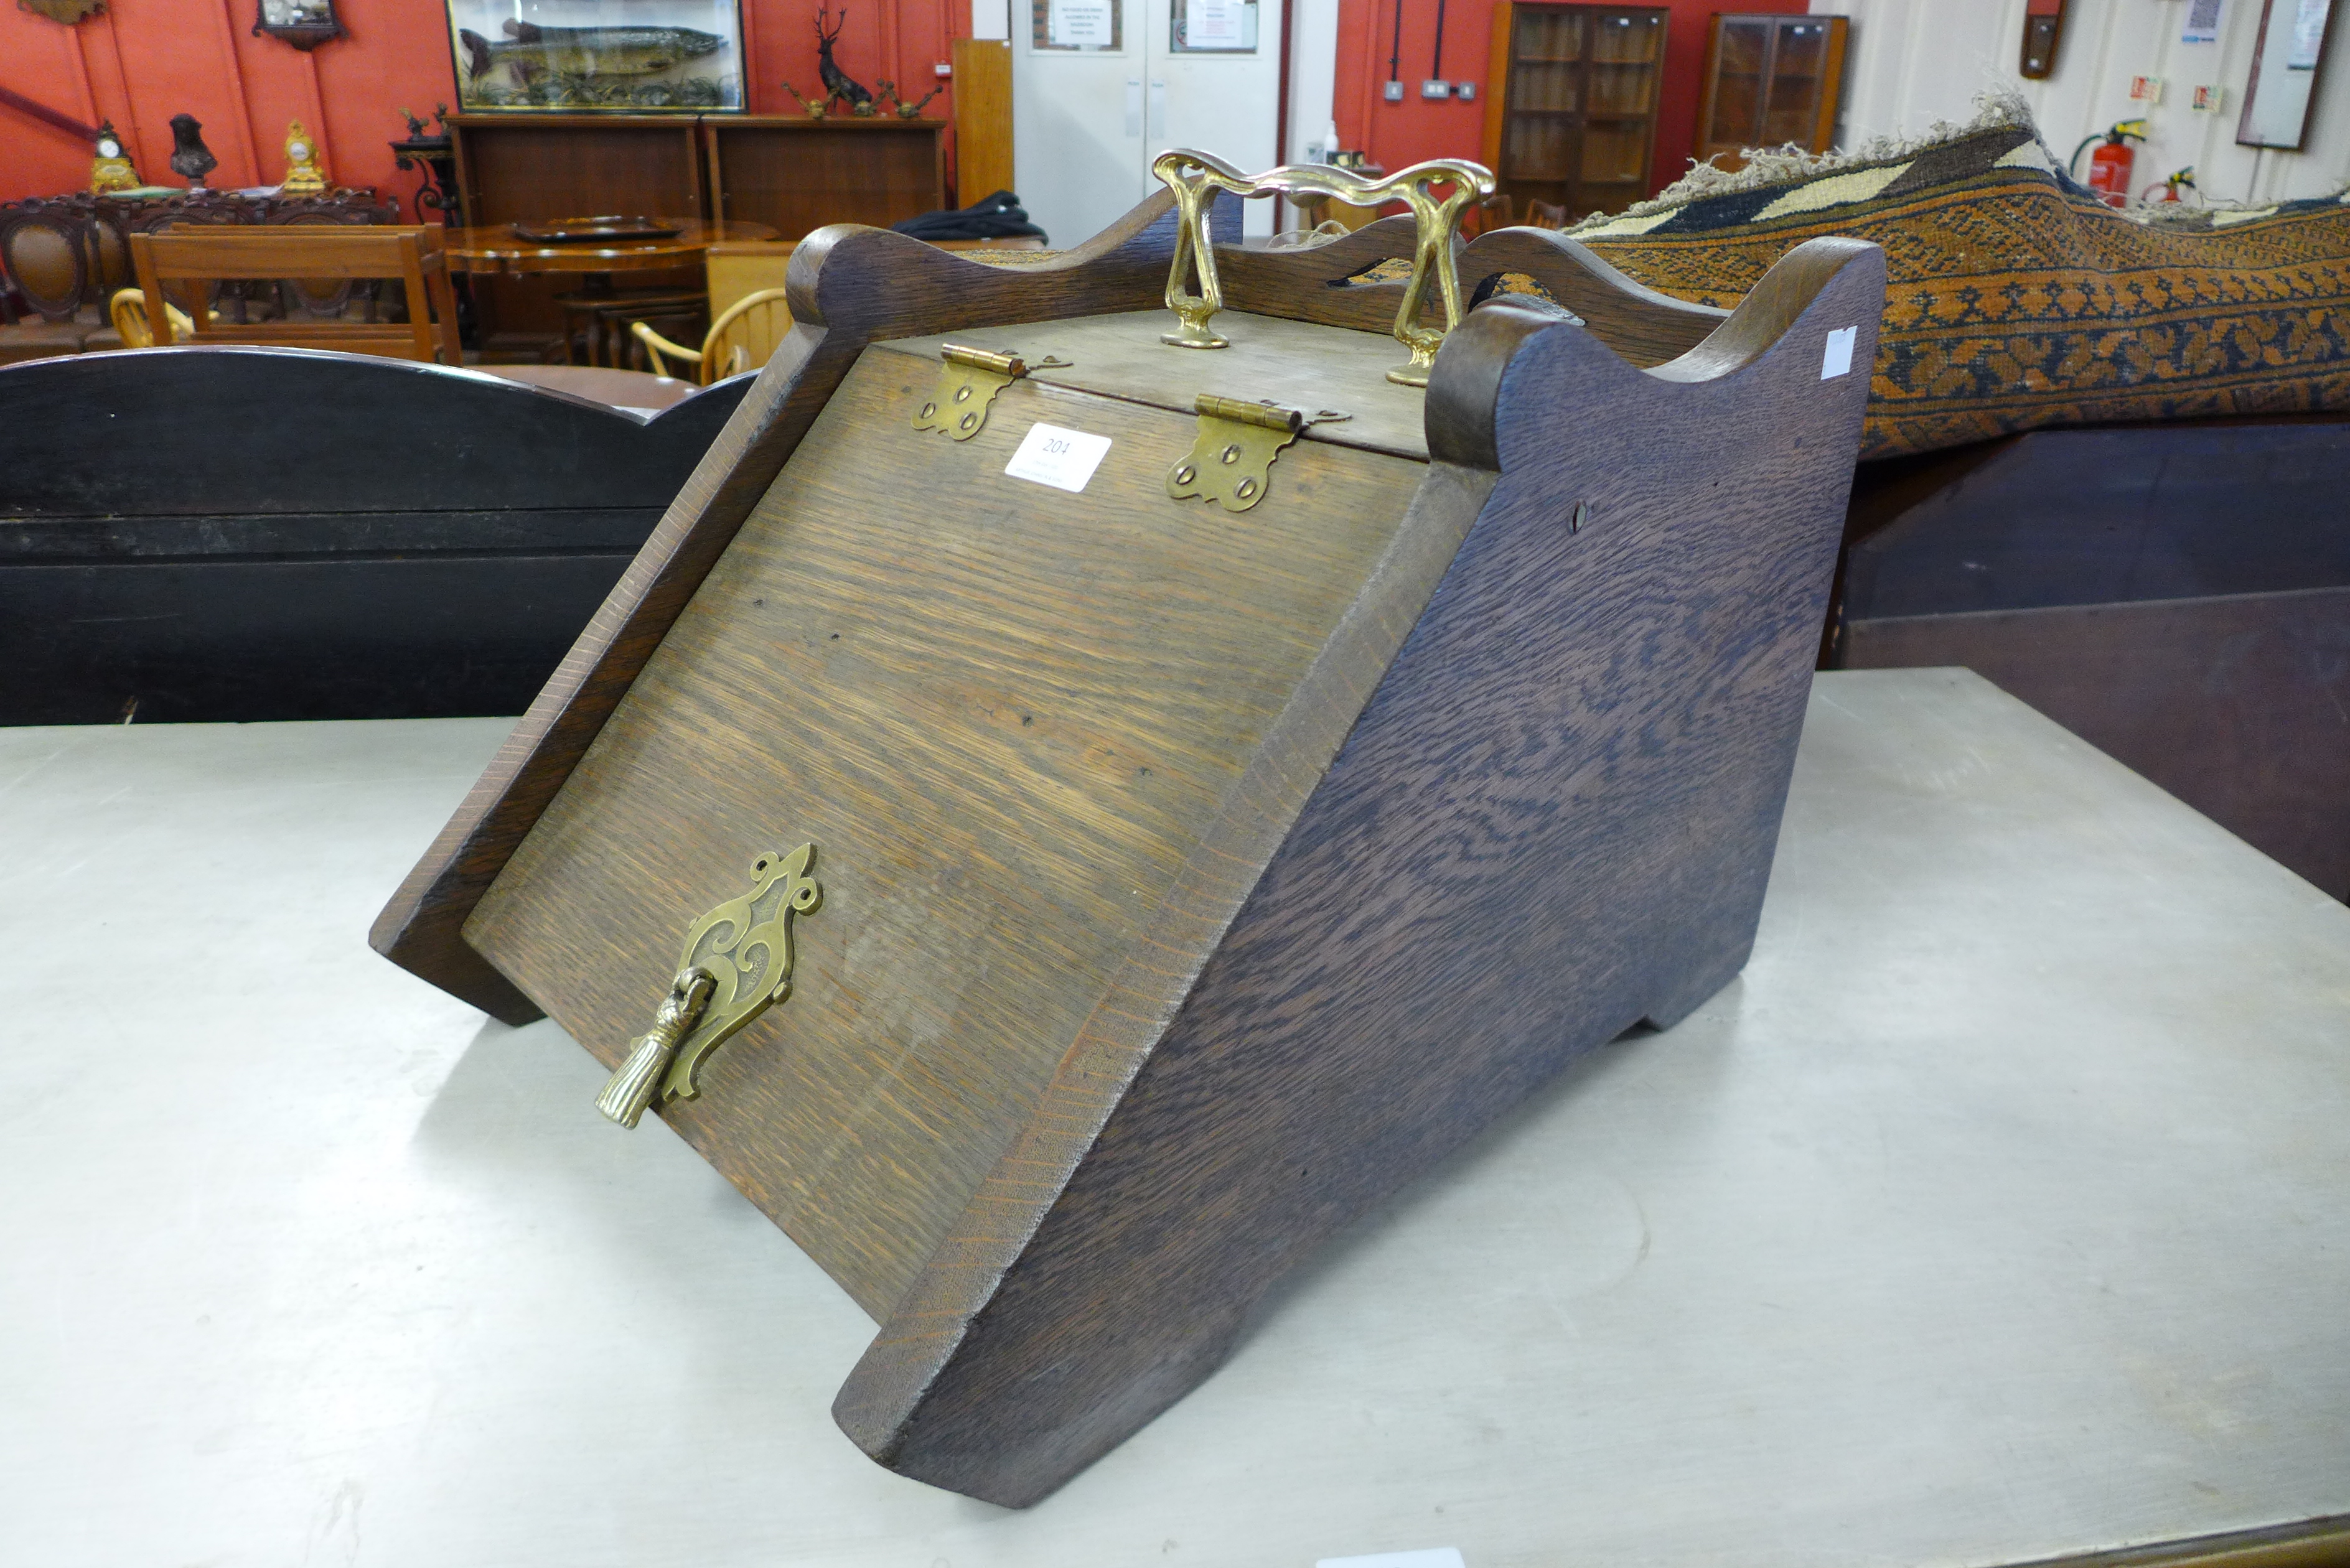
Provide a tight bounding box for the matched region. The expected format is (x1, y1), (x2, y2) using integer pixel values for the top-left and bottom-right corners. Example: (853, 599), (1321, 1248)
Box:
(877, 309), (1437, 461)
(458, 309), (1456, 1323)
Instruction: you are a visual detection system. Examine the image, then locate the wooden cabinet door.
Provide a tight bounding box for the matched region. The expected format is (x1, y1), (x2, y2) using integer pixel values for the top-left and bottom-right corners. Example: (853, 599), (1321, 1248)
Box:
(1484, 3), (1665, 223)
(1698, 14), (1847, 169)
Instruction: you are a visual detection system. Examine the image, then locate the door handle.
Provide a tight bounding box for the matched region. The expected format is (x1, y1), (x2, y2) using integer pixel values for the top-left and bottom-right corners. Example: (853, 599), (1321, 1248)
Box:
(1125, 77), (1142, 138)
(1148, 78), (1168, 142)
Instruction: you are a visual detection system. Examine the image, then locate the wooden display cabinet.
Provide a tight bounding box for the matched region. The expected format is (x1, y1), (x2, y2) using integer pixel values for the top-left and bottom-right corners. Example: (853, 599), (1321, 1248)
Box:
(704, 118), (946, 241)
(1481, 4), (1669, 223)
(1696, 14), (1849, 170)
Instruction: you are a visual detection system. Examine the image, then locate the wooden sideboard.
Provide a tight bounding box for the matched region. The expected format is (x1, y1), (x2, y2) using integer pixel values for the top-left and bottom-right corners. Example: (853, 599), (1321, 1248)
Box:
(447, 114), (947, 347)
(449, 116), (708, 348)
(450, 115), (708, 228)
(449, 114), (947, 236)
(705, 116), (945, 239)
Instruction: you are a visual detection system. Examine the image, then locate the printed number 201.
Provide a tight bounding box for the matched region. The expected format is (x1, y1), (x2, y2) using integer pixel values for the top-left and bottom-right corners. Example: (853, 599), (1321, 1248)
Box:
(1041, 437), (1072, 455)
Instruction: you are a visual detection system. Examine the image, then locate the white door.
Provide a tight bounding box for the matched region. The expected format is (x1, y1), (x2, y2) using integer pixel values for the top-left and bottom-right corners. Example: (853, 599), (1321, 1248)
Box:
(1013, 0), (1285, 248)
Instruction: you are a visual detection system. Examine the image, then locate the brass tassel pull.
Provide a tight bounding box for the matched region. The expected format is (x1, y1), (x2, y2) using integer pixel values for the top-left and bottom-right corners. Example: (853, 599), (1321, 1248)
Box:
(594, 842), (823, 1129)
(597, 968), (716, 1127)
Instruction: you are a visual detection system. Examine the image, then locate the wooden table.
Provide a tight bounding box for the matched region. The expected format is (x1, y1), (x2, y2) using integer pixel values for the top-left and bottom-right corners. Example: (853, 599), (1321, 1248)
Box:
(439, 218), (779, 365)
(5, 670), (2347, 1564)
(438, 218), (779, 278)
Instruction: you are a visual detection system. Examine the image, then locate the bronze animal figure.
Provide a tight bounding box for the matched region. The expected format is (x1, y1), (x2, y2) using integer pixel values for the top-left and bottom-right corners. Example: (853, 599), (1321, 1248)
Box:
(815, 6), (872, 112)
(876, 79), (943, 118)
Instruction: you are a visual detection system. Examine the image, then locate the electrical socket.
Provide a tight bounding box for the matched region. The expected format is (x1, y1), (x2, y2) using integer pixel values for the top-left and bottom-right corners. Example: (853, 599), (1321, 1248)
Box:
(1383, 79), (1404, 102)
(1420, 78), (1450, 99)
(1455, 81), (1476, 102)
(934, 60), (952, 77)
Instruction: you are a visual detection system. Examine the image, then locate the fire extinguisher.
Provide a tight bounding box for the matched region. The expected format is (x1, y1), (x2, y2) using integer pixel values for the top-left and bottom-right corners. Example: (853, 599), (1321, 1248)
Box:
(2142, 166), (2196, 203)
(2071, 119), (2148, 207)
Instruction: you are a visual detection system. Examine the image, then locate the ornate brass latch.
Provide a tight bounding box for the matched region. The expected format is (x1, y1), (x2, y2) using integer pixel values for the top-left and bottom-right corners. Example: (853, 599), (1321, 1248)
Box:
(1149, 149), (1496, 386)
(596, 843), (823, 1127)
(1166, 397), (1349, 513)
(912, 345), (1070, 441)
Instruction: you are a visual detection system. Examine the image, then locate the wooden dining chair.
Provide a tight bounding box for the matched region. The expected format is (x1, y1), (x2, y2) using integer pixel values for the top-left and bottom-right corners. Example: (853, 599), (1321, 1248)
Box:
(630, 287), (792, 385)
(130, 225), (462, 363)
(1463, 192), (1517, 238)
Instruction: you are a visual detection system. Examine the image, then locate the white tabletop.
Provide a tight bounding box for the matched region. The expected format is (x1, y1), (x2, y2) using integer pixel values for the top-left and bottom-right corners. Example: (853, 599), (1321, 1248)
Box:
(4, 670), (2346, 1568)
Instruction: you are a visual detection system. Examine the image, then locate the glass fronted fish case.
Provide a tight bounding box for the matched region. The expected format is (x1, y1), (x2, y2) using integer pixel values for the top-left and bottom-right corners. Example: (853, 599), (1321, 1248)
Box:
(447, 0), (745, 111)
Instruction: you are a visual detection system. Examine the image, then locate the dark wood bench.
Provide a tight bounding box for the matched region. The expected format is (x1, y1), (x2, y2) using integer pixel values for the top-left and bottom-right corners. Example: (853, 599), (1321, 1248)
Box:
(0, 346), (751, 723)
(1833, 418), (2350, 902)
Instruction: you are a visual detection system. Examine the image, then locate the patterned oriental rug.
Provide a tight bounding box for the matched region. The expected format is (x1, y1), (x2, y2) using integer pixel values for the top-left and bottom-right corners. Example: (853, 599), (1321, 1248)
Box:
(1565, 106), (2350, 460)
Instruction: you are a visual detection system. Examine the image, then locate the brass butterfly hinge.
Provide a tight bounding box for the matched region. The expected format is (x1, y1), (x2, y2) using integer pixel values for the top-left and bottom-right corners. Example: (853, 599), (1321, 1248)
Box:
(596, 843), (823, 1128)
(912, 344), (1069, 441)
(1166, 396), (1349, 513)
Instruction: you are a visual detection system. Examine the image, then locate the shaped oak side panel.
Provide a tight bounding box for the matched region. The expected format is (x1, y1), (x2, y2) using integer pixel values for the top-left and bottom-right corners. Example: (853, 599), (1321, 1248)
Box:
(1212, 217), (1730, 368)
(835, 238), (1885, 1507)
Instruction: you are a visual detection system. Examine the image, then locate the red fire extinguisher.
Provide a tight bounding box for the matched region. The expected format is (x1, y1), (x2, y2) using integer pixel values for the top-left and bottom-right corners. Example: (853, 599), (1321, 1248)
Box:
(2071, 119), (2149, 207)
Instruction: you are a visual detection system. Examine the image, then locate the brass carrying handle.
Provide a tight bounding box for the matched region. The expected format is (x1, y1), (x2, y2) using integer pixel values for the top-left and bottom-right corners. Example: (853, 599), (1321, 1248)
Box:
(1149, 149), (1498, 386)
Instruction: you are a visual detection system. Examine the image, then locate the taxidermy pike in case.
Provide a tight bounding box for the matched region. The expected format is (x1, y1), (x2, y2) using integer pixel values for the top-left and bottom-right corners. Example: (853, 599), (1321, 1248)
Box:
(459, 19), (724, 82)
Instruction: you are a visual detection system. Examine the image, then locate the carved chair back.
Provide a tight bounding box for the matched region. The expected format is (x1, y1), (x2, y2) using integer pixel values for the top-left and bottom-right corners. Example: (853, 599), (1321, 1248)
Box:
(131, 225), (461, 363)
(0, 200), (91, 322)
(0, 190), (400, 325)
(268, 206), (389, 320)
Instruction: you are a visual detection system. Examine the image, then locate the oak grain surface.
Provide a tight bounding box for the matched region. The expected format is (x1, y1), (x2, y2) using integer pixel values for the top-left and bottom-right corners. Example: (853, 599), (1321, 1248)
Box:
(372, 196), (1884, 1506)
(839, 241), (1886, 1504)
(463, 347), (1430, 1317)
(372, 193), (1214, 1020)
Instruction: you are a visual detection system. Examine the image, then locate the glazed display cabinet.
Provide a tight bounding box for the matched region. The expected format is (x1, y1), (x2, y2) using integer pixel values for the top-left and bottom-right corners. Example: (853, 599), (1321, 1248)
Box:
(1696, 13), (1850, 170)
(1481, 4), (1668, 223)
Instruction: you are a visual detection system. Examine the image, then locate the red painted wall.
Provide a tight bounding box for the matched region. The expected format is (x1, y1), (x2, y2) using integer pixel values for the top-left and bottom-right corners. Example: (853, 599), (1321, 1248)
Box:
(1331, 0), (1811, 206)
(2, 1), (1807, 218)
(0, 0), (971, 216)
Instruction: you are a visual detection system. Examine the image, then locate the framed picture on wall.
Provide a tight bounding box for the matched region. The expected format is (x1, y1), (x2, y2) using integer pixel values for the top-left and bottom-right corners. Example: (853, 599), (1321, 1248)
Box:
(447, 0), (747, 112)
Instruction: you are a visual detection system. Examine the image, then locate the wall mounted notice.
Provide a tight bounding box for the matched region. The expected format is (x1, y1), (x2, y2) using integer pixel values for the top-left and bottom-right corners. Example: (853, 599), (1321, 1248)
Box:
(1172, 0), (1257, 50)
(1189, 0), (1245, 46)
(1049, 0), (1114, 47)
(2289, 0), (2330, 69)
(2183, 0), (2223, 44)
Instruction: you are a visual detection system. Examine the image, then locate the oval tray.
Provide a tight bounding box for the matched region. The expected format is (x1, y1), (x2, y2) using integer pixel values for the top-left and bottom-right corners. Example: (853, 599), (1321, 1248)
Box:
(512, 217), (683, 243)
